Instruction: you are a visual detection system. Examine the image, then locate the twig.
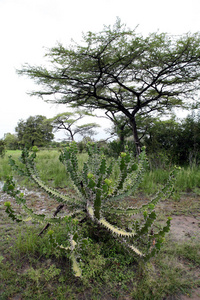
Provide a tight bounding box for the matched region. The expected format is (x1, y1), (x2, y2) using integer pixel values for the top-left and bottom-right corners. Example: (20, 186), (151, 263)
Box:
(38, 204), (64, 236)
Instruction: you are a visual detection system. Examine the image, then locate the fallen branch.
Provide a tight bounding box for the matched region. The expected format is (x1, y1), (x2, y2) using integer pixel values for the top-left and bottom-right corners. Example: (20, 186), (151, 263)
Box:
(38, 204), (64, 236)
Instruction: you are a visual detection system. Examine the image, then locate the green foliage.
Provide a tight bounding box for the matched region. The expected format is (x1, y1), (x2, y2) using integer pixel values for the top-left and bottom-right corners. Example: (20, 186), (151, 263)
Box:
(1, 227), (198, 299)
(4, 201), (22, 223)
(25, 264), (61, 288)
(3, 133), (19, 150)
(179, 112), (200, 166)
(145, 112), (200, 166)
(103, 140), (137, 158)
(32, 145), (39, 153)
(3, 142), (177, 277)
(0, 139), (6, 158)
(15, 115), (54, 148)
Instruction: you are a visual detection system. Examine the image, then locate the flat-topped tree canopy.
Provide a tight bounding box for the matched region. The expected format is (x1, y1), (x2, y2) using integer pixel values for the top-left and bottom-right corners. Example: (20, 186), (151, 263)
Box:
(18, 19), (200, 154)
(48, 110), (100, 141)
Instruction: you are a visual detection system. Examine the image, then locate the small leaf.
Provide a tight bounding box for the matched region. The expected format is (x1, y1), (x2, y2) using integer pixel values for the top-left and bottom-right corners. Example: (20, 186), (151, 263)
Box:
(148, 204), (155, 210)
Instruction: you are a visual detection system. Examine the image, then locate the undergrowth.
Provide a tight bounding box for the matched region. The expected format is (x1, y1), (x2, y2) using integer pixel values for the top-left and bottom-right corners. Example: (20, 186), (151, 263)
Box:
(0, 148), (200, 299)
(1, 149), (200, 194)
(0, 150), (200, 195)
(0, 220), (199, 299)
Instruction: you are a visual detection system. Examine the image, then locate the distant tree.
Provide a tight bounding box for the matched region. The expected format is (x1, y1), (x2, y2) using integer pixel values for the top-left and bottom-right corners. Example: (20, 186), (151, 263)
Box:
(3, 133), (19, 150)
(18, 19), (200, 154)
(49, 110), (100, 141)
(15, 115), (54, 148)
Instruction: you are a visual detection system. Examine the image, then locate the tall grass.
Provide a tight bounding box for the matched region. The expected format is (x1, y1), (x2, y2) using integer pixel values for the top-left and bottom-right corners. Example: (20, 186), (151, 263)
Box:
(0, 150), (21, 180)
(1, 149), (200, 194)
(139, 165), (200, 194)
(140, 169), (170, 194)
(176, 166), (200, 192)
(0, 149), (88, 189)
(35, 150), (69, 188)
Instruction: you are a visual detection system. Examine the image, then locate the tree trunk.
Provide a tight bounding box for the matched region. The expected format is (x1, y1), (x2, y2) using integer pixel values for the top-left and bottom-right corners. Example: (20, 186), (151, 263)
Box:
(130, 116), (141, 156)
(68, 129), (74, 141)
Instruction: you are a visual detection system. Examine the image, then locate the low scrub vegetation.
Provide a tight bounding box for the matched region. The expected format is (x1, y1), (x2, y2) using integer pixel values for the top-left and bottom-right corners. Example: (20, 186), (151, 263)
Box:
(0, 145), (199, 299)
(1, 148), (200, 194)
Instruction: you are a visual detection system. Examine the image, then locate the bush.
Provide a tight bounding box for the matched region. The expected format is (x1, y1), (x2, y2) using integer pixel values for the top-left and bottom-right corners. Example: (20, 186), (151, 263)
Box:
(0, 140), (6, 158)
(103, 140), (136, 158)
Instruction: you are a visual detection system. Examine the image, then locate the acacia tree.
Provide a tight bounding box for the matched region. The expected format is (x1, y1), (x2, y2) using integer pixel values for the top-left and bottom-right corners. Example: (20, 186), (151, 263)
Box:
(49, 110), (100, 141)
(18, 19), (200, 154)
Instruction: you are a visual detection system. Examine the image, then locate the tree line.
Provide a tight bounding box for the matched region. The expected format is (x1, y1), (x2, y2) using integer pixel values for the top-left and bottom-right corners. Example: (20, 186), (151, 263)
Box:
(103, 112), (200, 167)
(1, 110), (99, 150)
(1, 111), (200, 167)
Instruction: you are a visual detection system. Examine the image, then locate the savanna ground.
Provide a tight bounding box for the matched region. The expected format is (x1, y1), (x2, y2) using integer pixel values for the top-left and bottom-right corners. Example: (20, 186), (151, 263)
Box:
(0, 150), (200, 300)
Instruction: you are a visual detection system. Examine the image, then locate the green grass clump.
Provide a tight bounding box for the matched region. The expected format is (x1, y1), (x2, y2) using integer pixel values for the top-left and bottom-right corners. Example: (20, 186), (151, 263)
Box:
(139, 165), (200, 194)
(0, 150), (21, 180)
(35, 150), (69, 188)
(140, 168), (170, 194)
(167, 241), (200, 265)
(176, 166), (200, 192)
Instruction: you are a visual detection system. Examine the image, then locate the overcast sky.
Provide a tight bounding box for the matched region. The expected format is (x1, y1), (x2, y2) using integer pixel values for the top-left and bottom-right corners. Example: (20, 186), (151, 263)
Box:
(0, 0), (200, 140)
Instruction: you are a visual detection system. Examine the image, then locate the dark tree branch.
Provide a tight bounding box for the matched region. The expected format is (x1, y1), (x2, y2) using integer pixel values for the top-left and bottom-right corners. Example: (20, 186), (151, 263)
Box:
(38, 204), (65, 236)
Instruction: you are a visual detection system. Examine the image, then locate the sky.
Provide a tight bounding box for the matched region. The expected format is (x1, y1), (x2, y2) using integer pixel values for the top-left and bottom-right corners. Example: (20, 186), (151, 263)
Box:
(0, 0), (200, 141)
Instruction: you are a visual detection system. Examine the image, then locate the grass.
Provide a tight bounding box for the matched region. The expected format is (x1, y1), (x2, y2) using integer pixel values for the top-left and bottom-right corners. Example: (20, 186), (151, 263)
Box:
(140, 166), (200, 195)
(34, 150), (70, 188)
(0, 150), (200, 195)
(1, 148), (200, 194)
(0, 219), (199, 299)
(0, 149), (200, 299)
(0, 149), (88, 189)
